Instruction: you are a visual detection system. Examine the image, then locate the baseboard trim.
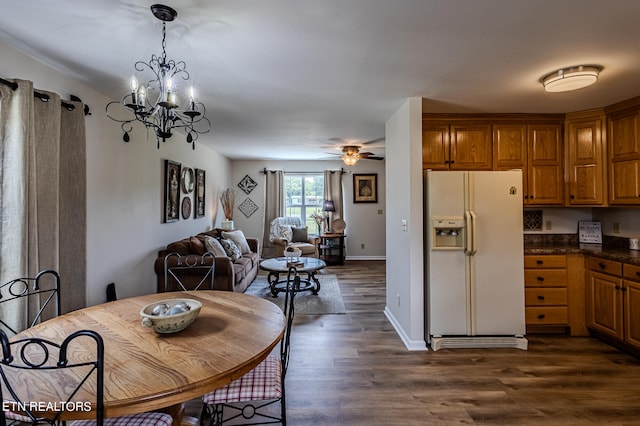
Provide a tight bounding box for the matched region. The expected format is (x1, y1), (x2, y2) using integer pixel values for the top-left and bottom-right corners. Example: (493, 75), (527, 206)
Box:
(430, 336), (528, 351)
(384, 306), (428, 351)
(346, 255), (386, 261)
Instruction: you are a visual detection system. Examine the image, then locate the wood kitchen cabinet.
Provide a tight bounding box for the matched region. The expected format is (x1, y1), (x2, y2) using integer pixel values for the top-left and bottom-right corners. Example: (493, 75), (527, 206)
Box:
(493, 122), (564, 206)
(607, 110), (640, 205)
(422, 121), (492, 170)
(587, 257), (640, 352)
(565, 109), (607, 205)
(622, 263), (640, 349)
(524, 254), (586, 335)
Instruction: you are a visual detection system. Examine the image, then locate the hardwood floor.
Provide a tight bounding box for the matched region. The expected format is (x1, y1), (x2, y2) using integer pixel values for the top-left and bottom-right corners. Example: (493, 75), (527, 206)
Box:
(191, 260), (640, 425)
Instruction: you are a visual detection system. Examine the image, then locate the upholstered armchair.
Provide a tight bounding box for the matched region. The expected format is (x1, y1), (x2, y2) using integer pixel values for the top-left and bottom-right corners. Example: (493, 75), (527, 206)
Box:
(269, 217), (319, 257)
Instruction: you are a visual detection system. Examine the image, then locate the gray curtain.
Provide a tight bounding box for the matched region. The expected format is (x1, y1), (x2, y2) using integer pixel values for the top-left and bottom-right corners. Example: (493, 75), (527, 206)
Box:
(0, 79), (86, 331)
(324, 170), (344, 229)
(262, 170), (284, 258)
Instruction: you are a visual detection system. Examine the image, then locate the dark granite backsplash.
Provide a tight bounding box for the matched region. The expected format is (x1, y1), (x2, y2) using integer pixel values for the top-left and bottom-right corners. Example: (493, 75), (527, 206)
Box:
(523, 233), (578, 245)
(524, 233), (629, 248)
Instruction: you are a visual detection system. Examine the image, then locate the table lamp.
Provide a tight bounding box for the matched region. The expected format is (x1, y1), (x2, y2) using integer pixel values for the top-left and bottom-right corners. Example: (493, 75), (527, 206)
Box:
(322, 200), (335, 233)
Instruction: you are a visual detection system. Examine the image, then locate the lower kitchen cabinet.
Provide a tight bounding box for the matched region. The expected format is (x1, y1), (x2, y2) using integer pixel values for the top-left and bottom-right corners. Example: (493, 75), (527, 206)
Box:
(524, 254), (587, 336)
(622, 263), (640, 349)
(587, 257), (640, 352)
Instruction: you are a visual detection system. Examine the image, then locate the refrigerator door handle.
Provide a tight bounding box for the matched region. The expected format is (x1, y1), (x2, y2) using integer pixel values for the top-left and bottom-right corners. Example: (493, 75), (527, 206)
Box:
(469, 210), (478, 256)
(464, 210), (473, 255)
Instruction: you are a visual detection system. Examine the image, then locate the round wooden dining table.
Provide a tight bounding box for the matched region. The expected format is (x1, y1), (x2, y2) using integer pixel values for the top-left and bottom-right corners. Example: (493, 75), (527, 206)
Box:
(6, 290), (285, 423)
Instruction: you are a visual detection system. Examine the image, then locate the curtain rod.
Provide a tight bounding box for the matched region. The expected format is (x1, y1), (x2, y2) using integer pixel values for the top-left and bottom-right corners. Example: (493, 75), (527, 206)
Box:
(261, 167), (346, 174)
(0, 77), (91, 116)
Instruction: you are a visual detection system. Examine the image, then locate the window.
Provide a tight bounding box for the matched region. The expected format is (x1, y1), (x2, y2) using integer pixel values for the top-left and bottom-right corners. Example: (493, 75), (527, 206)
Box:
(285, 174), (324, 232)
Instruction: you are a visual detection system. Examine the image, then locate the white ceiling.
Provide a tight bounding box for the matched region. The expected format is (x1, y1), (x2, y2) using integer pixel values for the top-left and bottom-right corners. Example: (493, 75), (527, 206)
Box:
(2, 0), (640, 160)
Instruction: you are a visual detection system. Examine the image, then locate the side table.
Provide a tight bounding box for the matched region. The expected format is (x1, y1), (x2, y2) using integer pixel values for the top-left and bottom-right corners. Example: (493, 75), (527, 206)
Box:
(319, 233), (346, 265)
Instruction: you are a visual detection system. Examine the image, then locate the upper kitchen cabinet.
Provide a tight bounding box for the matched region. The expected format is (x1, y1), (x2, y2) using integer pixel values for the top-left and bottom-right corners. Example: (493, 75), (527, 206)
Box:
(493, 120), (564, 206)
(565, 109), (607, 206)
(526, 123), (564, 205)
(605, 97), (640, 205)
(422, 119), (492, 170)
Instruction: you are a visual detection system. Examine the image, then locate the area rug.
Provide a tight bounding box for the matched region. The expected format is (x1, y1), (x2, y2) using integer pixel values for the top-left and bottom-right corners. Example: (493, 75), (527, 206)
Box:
(245, 274), (346, 314)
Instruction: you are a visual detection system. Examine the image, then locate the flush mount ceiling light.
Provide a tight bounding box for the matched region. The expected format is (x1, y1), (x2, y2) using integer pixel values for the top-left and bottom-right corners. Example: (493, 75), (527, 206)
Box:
(106, 4), (210, 149)
(542, 65), (601, 93)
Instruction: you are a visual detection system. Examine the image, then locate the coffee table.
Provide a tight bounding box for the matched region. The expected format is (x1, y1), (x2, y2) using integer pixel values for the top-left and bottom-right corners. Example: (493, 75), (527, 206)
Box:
(259, 257), (327, 297)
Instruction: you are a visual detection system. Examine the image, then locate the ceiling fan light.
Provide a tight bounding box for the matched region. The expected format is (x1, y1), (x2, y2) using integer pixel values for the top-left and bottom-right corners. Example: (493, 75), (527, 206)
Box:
(542, 65), (600, 93)
(342, 154), (359, 166)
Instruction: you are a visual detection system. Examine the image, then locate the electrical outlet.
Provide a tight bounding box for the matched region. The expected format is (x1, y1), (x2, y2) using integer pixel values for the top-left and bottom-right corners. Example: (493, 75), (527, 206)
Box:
(378, 209), (383, 215)
(361, 243), (365, 249)
(613, 222), (620, 233)
(545, 220), (552, 230)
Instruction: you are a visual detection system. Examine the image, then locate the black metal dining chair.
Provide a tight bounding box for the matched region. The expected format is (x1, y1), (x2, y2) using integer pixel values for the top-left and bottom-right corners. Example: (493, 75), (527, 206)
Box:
(0, 329), (174, 426)
(200, 266), (299, 426)
(163, 252), (216, 292)
(0, 270), (61, 337)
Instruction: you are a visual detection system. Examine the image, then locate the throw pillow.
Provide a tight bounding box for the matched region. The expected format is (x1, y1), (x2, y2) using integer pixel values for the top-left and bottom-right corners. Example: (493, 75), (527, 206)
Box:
(219, 238), (242, 262)
(291, 226), (308, 243)
(203, 236), (227, 258)
(221, 230), (252, 254)
(190, 236), (206, 255)
(278, 225), (293, 242)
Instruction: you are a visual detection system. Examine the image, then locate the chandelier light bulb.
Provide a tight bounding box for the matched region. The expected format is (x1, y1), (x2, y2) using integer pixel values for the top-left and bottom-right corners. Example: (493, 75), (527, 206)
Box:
(130, 76), (138, 91)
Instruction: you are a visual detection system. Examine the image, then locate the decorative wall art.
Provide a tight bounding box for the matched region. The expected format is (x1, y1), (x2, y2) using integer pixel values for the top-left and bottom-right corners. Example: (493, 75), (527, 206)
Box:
(238, 197), (259, 218)
(181, 167), (194, 193)
(195, 168), (205, 218)
(181, 196), (192, 219)
(237, 174), (257, 194)
(164, 160), (181, 223)
(353, 173), (377, 203)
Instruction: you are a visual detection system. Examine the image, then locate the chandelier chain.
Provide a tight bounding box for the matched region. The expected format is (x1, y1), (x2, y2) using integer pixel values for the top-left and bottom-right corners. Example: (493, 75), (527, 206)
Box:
(161, 23), (167, 65)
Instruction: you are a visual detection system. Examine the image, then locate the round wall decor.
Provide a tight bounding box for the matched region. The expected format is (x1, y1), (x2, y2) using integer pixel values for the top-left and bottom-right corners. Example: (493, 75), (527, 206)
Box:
(181, 196), (192, 219)
(181, 167), (194, 193)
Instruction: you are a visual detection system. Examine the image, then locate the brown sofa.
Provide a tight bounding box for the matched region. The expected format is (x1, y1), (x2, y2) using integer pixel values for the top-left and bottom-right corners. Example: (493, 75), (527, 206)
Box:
(154, 229), (259, 293)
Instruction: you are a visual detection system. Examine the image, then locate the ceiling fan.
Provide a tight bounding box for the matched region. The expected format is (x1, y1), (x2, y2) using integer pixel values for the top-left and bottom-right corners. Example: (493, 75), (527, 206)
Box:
(325, 138), (385, 166)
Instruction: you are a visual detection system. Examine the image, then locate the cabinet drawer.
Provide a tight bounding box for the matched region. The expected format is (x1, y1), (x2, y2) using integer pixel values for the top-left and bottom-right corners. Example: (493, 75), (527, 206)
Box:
(524, 270), (567, 287)
(623, 263), (640, 282)
(524, 255), (567, 269)
(525, 307), (568, 325)
(587, 257), (622, 276)
(525, 288), (567, 306)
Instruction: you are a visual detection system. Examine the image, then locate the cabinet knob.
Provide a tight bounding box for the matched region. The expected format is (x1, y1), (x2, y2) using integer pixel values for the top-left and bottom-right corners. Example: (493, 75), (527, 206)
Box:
(570, 195), (575, 199)
(636, 271), (640, 277)
(536, 260), (543, 265)
(537, 295), (545, 300)
(537, 314), (545, 319)
(450, 160), (455, 164)
(598, 262), (606, 269)
(621, 287), (627, 292)
(530, 195), (535, 199)
(537, 276), (544, 282)
(615, 285), (621, 290)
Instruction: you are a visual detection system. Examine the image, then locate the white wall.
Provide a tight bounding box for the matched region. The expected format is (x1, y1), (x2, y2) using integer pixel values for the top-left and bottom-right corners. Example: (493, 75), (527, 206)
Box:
(0, 40), (231, 306)
(384, 97), (426, 350)
(594, 208), (640, 238)
(230, 159), (386, 259)
(523, 208), (593, 234)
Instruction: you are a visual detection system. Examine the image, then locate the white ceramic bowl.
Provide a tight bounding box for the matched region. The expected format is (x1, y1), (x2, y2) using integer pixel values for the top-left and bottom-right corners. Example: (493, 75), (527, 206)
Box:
(284, 248), (302, 258)
(140, 298), (202, 333)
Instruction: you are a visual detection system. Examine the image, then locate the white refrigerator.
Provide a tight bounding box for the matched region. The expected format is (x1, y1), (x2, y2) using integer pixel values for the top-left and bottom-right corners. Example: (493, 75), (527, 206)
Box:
(424, 170), (527, 351)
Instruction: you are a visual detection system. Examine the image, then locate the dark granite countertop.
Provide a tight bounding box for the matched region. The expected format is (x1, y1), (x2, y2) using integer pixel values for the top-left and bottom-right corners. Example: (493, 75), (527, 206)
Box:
(524, 235), (640, 266)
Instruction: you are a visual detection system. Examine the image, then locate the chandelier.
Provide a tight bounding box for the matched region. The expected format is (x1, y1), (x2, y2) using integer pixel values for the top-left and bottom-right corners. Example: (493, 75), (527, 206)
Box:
(106, 4), (210, 149)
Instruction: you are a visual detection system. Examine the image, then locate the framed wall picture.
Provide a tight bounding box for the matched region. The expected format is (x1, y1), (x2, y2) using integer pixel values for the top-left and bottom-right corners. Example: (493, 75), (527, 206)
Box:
(164, 159), (181, 223)
(353, 173), (377, 203)
(194, 168), (206, 218)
